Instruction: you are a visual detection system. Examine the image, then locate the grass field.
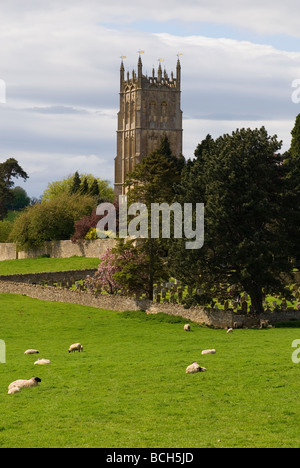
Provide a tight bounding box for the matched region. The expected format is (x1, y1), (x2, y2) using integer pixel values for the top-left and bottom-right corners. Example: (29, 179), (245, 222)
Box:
(0, 257), (100, 275)
(0, 293), (300, 448)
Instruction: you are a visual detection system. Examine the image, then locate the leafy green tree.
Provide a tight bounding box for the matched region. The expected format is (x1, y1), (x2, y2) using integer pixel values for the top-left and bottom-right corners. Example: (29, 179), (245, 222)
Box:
(9, 193), (95, 251)
(169, 127), (292, 314)
(6, 186), (30, 211)
(42, 173), (114, 203)
(124, 136), (185, 299)
(0, 220), (14, 242)
(0, 158), (28, 219)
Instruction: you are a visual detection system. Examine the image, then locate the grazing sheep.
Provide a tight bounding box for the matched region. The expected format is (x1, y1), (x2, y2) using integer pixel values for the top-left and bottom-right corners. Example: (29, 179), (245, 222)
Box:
(8, 377), (41, 394)
(24, 349), (39, 355)
(68, 343), (83, 353)
(184, 324), (191, 331)
(201, 349), (216, 355)
(185, 362), (207, 374)
(34, 358), (51, 365)
(227, 328), (233, 334)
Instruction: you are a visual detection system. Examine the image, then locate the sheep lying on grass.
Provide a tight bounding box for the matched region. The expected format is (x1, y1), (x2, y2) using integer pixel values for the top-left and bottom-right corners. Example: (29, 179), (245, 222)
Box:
(184, 324), (191, 331)
(68, 343), (83, 353)
(34, 358), (51, 365)
(24, 349), (39, 355)
(201, 349), (216, 355)
(8, 377), (41, 394)
(186, 362), (207, 374)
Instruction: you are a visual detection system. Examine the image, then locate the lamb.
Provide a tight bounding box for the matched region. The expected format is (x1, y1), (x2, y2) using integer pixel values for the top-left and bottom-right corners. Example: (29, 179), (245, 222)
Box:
(201, 349), (216, 355)
(8, 377), (41, 394)
(24, 349), (39, 355)
(184, 324), (191, 331)
(68, 343), (83, 353)
(34, 358), (51, 365)
(185, 362), (207, 374)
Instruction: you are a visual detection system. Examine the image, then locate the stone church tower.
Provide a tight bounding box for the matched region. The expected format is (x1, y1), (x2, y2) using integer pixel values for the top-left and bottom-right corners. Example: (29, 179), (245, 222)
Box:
(114, 55), (183, 196)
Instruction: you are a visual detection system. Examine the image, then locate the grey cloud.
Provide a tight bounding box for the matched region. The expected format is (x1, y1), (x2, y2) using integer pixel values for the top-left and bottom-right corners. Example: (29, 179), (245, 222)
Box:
(25, 105), (89, 114)
(0, 2), (299, 198)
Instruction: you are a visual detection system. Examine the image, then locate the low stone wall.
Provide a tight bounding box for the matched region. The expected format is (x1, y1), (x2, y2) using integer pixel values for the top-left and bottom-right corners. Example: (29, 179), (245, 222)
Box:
(0, 243), (17, 261)
(18, 239), (117, 259)
(0, 239), (116, 261)
(1, 280), (300, 328)
(0, 269), (97, 284)
(0, 281), (147, 312)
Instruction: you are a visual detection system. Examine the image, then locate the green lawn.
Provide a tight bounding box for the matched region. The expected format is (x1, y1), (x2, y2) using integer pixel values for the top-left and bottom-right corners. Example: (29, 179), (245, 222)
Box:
(0, 256), (100, 275)
(0, 293), (300, 448)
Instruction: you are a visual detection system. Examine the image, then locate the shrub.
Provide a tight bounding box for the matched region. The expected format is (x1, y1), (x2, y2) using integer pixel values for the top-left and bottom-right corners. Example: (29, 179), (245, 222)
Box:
(9, 193), (95, 251)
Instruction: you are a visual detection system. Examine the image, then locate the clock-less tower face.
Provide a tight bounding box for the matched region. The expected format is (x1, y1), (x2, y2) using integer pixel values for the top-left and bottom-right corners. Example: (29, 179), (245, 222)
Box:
(114, 56), (183, 197)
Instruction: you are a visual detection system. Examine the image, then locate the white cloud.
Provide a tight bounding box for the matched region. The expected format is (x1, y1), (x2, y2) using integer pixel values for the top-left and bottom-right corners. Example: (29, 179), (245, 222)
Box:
(0, 2), (299, 197)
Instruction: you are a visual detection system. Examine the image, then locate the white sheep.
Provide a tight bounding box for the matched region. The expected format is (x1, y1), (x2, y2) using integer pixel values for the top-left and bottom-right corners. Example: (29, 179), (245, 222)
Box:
(184, 324), (191, 331)
(227, 328), (233, 334)
(34, 358), (51, 365)
(185, 362), (207, 374)
(8, 377), (41, 394)
(68, 343), (83, 353)
(201, 349), (216, 355)
(24, 349), (39, 355)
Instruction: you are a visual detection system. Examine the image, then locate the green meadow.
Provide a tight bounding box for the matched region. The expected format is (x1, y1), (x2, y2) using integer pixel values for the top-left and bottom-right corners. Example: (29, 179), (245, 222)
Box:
(0, 293), (300, 448)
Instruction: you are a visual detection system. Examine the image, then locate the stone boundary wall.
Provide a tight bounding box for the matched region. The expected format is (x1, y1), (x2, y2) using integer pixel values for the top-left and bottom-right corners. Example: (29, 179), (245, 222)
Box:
(0, 239), (116, 261)
(0, 269), (97, 284)
(1, 280), (300, 328)
(0, 243), (17, 261)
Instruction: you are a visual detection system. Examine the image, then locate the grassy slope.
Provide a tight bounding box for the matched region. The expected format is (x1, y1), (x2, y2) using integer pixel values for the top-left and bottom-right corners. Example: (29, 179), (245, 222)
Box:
(0, 293), (299, 448)
(0, 257), (100, 275)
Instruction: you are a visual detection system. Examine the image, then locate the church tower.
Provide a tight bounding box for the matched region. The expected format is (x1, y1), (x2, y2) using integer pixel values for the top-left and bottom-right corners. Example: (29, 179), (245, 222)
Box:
(114, 55), (183, 197)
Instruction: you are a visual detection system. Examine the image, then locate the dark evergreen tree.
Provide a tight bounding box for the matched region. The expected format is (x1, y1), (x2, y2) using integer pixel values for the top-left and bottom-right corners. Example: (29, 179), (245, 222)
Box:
(89, 178), (100, 198)
(169, 127), (292, 314)
(70, 171), (81, 194)
(124, 136), (185, 299)
(282, 114), (300, 268)
(80, 177), (89, 195)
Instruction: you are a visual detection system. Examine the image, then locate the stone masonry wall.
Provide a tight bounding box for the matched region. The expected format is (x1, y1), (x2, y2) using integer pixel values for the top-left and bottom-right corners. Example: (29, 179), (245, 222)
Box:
(1, 280), (300, 328)
(0, 269), (97, 284)
(0, 239), (116, 261)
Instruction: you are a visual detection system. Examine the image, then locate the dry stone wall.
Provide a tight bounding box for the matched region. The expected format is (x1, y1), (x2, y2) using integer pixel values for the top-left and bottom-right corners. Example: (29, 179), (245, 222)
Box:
(1, 280), (300, 328)
(0, 269), (97, 285)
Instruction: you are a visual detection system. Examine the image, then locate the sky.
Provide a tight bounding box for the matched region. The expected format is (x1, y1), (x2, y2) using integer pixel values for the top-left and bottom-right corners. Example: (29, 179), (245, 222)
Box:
(1, 0), (300, 198)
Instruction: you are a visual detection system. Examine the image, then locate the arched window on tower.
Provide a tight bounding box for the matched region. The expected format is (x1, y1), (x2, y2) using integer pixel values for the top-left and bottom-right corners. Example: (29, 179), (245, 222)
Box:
(149, 101), (157, 122)
(161, 101), (168, 123)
